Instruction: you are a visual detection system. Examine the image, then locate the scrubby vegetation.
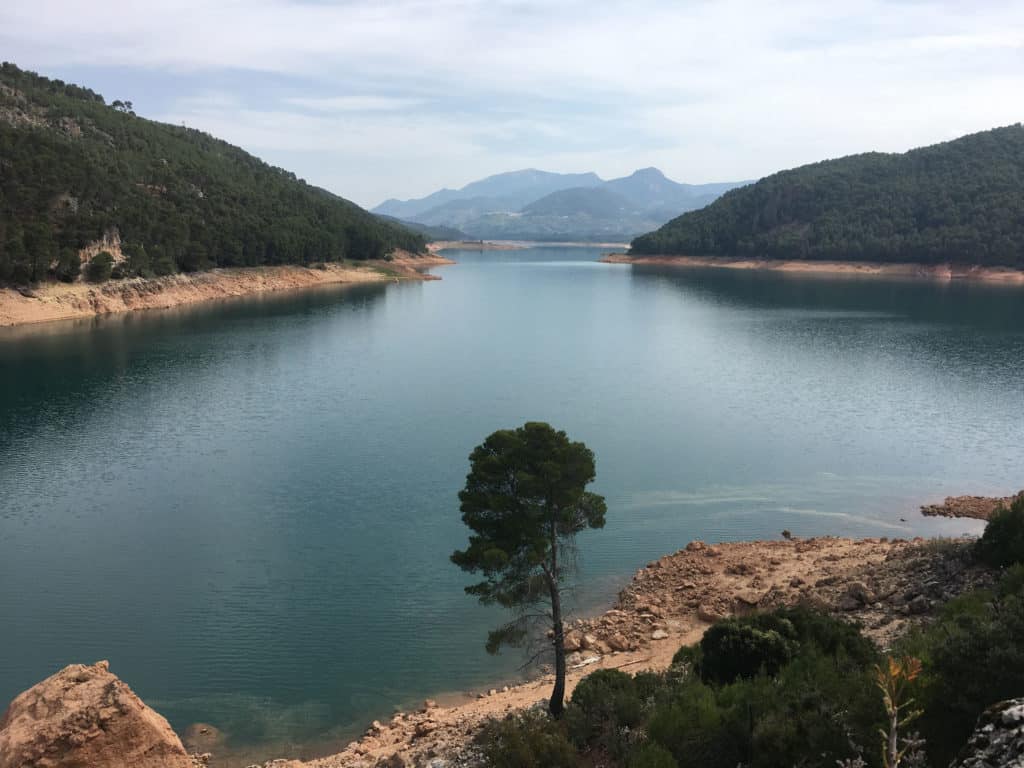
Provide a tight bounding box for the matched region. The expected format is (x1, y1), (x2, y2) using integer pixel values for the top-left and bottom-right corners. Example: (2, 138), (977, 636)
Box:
(473, 513), (1024, 768)
(0, 62), (425, 285)
(974, 494), (1024, 568)
(631, 125), (1024, 266)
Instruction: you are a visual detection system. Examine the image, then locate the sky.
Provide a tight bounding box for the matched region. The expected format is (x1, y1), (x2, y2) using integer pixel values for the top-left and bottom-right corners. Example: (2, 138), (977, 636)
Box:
(1, 0), (1022, 208)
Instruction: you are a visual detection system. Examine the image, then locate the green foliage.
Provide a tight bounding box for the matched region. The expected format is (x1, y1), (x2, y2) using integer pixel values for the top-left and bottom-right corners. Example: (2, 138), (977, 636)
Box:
(566, 669), (646, 758)
(699, 616), (796, 684)
(975, 494), (1024, 568)
(475, 711), (579, 768)
(632, 124), (1024, 266)
(898, 566), (1024, 766)
(452, 422), (607, 716)
(85, 251), (113, 282)
(628, 743), (678, 768)
(0, 62), (425, 284)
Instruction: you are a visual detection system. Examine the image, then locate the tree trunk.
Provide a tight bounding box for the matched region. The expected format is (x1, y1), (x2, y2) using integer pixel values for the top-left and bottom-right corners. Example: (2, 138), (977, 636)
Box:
(548, 575), (566, 718)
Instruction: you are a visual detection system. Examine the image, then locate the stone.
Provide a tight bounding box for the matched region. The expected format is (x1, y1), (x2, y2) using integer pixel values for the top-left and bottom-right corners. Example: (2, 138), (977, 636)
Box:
(698, 604), (729, 623)
(651, 629), (669, 640)
(0, 660), (195, 768)
(950, 698), (1024, 768)
(563, 631), (583, 652)
(607, 633), (631, 652)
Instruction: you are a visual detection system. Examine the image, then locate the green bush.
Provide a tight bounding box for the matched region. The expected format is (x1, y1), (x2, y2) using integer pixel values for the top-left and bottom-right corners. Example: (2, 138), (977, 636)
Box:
(566, 669), (645, 758)
(976, 494), (1024, 567)
(475, 710), (578, 768)
(85, 251), (114, 282)
(628, 742), (678, 768)
(699, 615), (796, 684)
(900, 566), (1024, 766)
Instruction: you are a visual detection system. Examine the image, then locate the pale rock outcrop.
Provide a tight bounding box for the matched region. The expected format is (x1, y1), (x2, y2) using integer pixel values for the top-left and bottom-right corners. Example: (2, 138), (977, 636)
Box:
(950, 698), (1024, 768)
(0, 660), (195, 768)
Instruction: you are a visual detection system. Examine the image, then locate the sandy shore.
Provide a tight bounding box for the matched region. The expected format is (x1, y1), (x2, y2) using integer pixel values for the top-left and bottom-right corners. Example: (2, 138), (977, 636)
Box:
(268, 532), (989, 768)
(600, 253), (1024, 283)
(0, 253), (454, 329)
(428, 241), (522, 252)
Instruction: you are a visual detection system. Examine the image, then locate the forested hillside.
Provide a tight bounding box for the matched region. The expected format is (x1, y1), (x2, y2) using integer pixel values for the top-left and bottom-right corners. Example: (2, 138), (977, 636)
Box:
(632, 125), (1024, 266)
(0, 62), (425, 284)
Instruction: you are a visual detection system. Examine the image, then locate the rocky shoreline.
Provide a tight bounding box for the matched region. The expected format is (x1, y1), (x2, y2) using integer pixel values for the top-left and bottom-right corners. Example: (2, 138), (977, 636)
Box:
(0, 252), (454, 328)
(0, 530), (998, 768)
(289, 534), (991, 768)
(920, 492), (1022, 521)
(599, 253), (1024, 283)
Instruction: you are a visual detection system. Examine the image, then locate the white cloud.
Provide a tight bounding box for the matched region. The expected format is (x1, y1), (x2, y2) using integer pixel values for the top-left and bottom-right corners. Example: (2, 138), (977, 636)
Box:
(2, 0), (1022, 205)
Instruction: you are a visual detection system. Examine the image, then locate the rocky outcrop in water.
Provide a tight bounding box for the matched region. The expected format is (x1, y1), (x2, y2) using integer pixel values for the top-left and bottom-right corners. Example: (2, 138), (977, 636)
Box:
(951, 698), (1024, 768)
(0, 660), (198, 768)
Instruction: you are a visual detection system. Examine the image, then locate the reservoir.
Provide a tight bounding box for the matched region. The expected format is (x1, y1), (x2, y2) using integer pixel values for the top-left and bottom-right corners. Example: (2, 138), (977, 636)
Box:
(1, 245), (1020, 756)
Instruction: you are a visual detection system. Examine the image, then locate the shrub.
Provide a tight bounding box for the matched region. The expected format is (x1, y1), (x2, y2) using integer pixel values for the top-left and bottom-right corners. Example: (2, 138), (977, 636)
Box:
(976, 494), (1024, 567)
(475, 710), (578, 768)
(900, 566), (1024, 766)
(85, 251), (114, 282)
(628, 742), (678, 768)
(699, 615), (796, 684)
(566, 669), (644, 758)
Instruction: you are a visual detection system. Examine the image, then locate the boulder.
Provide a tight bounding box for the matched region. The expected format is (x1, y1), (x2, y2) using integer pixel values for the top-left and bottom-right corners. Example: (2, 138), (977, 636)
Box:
(0, 660), (195, 768)
(650, 630), (669, 641)
(950, 698), (1024, 768)
(698, 604), (729, 623)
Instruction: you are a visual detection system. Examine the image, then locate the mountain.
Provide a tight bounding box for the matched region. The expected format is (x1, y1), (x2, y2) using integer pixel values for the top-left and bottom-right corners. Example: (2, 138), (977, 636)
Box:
(374, 169), (602, 220)
(376, 167), (749, 242)
(631, 125), (1024, 266)
(0, 62), (425, 284)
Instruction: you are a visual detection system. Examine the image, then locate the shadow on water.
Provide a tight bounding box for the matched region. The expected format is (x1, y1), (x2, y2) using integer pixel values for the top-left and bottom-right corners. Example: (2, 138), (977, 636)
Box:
(631, 265), (1024, 329)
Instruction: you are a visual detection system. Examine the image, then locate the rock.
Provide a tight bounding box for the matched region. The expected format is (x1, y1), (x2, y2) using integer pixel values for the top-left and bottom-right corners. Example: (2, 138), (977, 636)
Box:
(0, 660), (195, 768)
(607, 633), (631, 652)
(651, 629), (669, 640)
(844, 581), (875, 605)
(838, 593), (861, 611)
(950, 698), (1024, 768)
(908, 595), (930, 615)
(685, 540), (706, 552)
(698, 604), (728, 623)
(563, 632), (583, 652)
(182, 723), (224, 753)
(581, 633), (599, 650)
(422, 699), (438, 711)
(375, 754), (406, 768)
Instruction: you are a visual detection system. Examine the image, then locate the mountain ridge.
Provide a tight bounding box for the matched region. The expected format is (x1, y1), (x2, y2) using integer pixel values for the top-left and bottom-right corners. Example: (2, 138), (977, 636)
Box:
(375, 167), (750, 241)
(631, 125), (1024, 266)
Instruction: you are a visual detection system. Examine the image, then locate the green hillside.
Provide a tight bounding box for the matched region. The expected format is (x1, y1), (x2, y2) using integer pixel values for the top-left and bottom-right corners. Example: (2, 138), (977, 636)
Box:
(0, 62), (425, 284)
(631, 125), (1024, 266)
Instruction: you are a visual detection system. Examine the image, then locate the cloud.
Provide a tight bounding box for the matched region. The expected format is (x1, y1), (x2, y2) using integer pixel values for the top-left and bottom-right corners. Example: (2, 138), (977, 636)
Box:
(1, 0), (1021, 206)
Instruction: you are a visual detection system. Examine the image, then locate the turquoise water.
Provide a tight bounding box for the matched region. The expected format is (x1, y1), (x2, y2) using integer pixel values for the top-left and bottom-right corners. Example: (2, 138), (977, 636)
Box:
(1, 246), (1021, 757)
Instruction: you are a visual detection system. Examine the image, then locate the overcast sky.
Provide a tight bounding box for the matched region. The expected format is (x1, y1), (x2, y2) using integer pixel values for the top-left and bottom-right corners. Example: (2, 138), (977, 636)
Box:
(2, 0), (1022, 208)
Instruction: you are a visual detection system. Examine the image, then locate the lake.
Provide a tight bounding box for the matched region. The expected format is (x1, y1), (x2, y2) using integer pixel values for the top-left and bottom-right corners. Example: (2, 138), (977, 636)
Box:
(1, 245), (1021, 759)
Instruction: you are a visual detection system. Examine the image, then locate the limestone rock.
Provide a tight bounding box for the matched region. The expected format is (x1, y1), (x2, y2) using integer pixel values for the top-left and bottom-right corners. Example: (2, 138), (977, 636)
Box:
(950, 698), (1024, 768)
(0, 660), (195, 768)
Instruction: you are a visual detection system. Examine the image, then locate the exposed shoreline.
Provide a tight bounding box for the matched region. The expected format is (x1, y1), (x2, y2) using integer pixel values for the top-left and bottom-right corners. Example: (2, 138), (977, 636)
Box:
(284, 531), (991, 768)
(0, 253), (454, 329)
(600, 253), (1024, 283)
(427, 240), (522, 252)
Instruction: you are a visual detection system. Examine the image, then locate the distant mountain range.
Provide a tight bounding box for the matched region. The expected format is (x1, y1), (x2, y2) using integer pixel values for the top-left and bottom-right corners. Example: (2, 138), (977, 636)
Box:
(374, 168), (750, 242)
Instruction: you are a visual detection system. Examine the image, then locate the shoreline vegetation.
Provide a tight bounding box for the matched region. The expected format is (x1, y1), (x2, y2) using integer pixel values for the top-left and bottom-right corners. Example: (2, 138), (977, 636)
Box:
(599, 253), (1024, 283)
(214, 492), (1008, 767)
(0, 252), (454, 328)
(3, 490), (1015, 768)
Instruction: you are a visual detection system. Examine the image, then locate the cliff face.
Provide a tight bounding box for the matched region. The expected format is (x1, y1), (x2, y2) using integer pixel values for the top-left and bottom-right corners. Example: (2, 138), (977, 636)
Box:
(0, 660), (196, 768)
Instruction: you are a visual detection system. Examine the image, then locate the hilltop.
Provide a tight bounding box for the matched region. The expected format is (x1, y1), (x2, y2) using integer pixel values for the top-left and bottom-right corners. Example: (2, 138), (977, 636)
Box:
(631, 125), (1024, 266)
(374, 168), (748, 241)
(0, 63), (426, 286)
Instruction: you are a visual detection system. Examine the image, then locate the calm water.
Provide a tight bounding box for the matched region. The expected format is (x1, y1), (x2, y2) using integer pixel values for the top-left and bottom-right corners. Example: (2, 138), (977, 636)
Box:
(1, 246), (1021, 757)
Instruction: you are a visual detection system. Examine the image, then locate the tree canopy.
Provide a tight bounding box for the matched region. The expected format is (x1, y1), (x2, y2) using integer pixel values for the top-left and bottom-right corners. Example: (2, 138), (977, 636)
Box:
(0, 62), (425, 284)
(452, 422), (606, 716)
(631, 124), (1024, 266)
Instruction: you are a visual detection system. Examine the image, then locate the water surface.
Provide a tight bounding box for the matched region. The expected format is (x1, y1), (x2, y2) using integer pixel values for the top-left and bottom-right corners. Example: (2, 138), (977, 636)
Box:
(1, 246), (1020, 757)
